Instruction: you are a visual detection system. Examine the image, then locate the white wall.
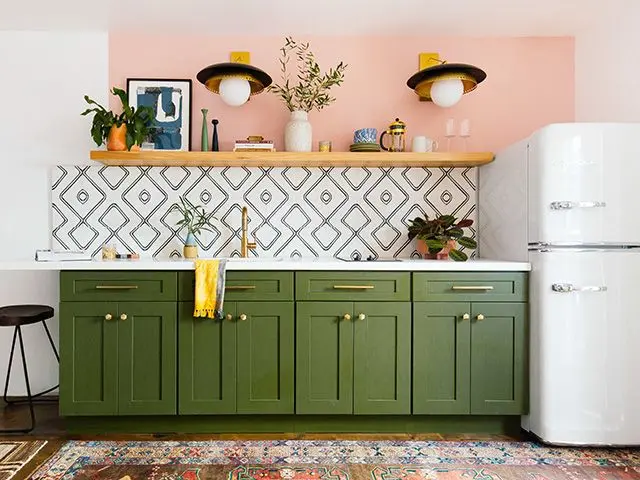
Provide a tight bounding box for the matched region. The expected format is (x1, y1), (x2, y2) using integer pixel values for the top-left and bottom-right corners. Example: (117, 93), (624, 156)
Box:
(0, 31), (108, 395)
(575, 2), (640, 121)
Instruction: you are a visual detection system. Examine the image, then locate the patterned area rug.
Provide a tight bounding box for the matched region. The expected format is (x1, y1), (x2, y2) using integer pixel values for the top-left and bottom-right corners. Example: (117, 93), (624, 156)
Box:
(0, 440), (47, 480)
(30, 440), (640, 479)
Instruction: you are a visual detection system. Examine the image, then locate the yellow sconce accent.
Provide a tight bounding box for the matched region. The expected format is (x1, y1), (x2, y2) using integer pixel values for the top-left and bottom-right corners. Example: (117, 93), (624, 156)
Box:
(419, 52), (441, 71)
(230, 51), (251, 65)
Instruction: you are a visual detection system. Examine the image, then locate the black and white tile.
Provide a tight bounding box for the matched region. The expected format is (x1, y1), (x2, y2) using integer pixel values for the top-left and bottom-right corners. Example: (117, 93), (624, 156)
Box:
(51, 166), (477, 259)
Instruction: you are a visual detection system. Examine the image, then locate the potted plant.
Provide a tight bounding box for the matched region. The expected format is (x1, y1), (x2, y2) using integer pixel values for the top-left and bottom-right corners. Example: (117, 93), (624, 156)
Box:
(407, 214), (477, 261)
(169, 196), (217, 259)
(81, 87), (154, 151)
(268, 36), (347, 152)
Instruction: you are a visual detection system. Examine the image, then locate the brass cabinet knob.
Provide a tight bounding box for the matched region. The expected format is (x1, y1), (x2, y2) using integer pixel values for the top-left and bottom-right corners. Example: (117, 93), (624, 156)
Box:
(120, 313), (127, 321)
(225, 313), (233, 321)
(343, 313), (351, 321)
(477, 314), (485, 321)
(105, 313), (113, 321)
(358, 313), (366, 321)
(462, 313), (470, 321)
(239, 313), (247, 321)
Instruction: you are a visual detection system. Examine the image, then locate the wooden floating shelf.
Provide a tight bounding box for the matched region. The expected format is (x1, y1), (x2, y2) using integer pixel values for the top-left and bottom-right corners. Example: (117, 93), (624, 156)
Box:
(89, 150), (494, 168)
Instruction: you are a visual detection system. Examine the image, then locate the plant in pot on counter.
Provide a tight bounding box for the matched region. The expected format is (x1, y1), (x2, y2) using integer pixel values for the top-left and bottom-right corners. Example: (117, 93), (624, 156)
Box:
(268, 36), (347, 152)
(169, 196), (217, 259)
(81, 87), (154, 151)
(407, 214), (477, 261)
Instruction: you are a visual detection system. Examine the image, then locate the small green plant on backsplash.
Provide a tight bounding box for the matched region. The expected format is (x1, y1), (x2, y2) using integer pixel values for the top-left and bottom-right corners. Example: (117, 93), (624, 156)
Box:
(169, 196), (217, 246)
(81, 87), (154, 150)
(268, 36), (348, 112)
(407, 214), (477, 261)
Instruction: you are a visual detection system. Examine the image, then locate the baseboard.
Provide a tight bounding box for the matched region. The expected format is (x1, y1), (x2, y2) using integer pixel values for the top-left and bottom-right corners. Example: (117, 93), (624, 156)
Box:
(64, 415), (522, 435)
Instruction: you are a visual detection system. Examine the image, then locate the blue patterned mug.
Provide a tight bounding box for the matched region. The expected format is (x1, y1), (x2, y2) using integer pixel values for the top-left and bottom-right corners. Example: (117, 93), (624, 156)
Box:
(353, 128), (378, 144)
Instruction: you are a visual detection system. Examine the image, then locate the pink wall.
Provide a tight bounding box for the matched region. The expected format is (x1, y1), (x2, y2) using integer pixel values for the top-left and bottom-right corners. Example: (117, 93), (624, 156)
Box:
(109, 35), (574, 153)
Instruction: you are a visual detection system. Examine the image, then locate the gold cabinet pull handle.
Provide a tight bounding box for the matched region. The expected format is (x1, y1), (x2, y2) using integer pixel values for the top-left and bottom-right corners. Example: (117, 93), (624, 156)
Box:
(225, 285), (257, 290)
(120, 313), (127, 321)
(462, 313), (470, 321)
(358, 313), (366, 321)
(95, 285), (139, 290)
(476, 314), (485, 321)
(225, 313), (233, 321)
(333, 285), (375, 290)
(343, 313), (352, 321)
(105, 313), (113, 321)
(239, 313), (247, 321)
(451, 286), (494, 291)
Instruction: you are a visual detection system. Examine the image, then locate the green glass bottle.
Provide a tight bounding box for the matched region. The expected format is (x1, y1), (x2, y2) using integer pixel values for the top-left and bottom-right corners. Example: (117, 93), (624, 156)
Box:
(201, 108), (209, 151)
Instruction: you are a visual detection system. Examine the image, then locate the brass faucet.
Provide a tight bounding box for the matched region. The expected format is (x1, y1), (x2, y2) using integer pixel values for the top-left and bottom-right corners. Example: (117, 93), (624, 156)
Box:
(241, 206), (256, 257)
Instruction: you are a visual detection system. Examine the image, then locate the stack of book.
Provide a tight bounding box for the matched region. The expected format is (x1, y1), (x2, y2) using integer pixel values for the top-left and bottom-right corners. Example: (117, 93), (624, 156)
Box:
(233, 139), (275, 152)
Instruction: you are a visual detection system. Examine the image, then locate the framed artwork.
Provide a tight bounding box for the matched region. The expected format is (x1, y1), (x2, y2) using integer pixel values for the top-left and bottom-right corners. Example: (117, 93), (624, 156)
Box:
(127, 78), (192, 151)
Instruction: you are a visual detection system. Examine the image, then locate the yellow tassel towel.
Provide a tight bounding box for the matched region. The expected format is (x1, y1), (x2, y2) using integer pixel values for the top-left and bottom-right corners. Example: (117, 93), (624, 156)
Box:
(193, 259), (227, 319)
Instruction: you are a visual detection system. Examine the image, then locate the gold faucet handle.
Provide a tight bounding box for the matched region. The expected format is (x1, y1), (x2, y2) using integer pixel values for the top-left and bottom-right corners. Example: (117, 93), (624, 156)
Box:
(247, 241), (257, 250)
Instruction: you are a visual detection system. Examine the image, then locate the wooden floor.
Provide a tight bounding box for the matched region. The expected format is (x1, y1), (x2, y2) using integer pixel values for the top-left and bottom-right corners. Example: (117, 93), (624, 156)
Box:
(0, 400), (527, 442)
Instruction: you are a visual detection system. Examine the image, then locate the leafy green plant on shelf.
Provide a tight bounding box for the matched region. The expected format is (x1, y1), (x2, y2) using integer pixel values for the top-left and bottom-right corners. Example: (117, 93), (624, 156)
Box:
(407, 214), (477, 261)
(81, 87), (154, 151)
(268, 36), (348, 112)
(169, 195), (217, 259)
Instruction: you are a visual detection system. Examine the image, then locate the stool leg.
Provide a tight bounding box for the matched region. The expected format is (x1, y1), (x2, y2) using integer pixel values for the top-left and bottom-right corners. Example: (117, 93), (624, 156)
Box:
(42, 319), (59, 363)
(2, 327), (18, 404)
(0, 326), (35, 434)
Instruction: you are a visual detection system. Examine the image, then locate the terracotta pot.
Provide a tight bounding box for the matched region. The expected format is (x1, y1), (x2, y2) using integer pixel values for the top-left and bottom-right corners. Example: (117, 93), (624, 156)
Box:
(107, 124), (128, 151)
(416, 239), (457, 260)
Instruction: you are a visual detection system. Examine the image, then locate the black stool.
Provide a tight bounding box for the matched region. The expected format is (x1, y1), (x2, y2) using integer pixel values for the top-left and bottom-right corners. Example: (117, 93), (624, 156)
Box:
(0, 305), (59, 433)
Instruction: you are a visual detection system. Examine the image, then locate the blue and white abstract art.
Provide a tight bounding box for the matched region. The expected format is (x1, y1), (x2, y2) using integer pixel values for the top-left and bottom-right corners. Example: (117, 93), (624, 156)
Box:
(127, 78), (192, 151)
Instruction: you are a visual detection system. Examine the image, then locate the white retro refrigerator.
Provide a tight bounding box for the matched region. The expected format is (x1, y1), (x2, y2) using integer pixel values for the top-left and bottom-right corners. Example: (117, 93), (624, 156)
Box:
(478, 123), (640, 446)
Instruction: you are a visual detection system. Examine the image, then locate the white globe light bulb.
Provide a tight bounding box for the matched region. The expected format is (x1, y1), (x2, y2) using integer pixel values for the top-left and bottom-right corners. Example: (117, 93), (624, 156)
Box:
(219, 77), (251, 106)
(431, 78), (464, 108)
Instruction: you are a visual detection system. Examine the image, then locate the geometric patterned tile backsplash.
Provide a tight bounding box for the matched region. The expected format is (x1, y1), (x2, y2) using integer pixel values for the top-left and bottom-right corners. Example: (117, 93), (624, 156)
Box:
(51, 166), (477, 259)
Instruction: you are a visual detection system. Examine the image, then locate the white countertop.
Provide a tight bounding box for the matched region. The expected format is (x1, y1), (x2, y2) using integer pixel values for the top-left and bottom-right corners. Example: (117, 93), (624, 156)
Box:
(0, 257), (531, 272)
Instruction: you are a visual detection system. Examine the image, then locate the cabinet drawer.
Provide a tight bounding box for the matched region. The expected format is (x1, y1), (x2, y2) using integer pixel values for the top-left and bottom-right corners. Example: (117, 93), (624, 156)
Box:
(296, 272), (410, 301)
(413, 272), (527, 302)
(178, 271), (293, 302)
(60, 271), (177, 302)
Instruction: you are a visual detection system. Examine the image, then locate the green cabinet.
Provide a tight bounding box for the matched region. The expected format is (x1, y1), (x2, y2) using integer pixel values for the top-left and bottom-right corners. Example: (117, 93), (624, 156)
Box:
(413, 302), (527, 415)
(296, 302), (353, 415)
(179, 301), (294, 415)
(470, 303), (527, 415)
(296, 301), (411, 415)
(59, 301), (177, 416)
(178, 302), (236, 415)
(413, 302), (471, 414)
(59, 302), (118, 416)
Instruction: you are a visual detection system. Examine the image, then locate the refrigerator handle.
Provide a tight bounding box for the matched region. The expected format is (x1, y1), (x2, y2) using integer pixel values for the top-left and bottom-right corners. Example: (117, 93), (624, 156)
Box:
(549, 201), (606, 210)
(551, 283), (608, 293)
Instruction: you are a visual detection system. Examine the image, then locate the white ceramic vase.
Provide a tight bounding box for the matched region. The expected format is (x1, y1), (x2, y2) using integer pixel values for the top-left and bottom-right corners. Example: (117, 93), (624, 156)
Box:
(284, 110), (312, 152)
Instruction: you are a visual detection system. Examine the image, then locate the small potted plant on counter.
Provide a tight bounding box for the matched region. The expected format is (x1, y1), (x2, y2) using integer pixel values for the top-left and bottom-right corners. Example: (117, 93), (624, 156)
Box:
(81, 87), (154, 151)
(407, 214), (477, 261)
(169, 196), (217, 259)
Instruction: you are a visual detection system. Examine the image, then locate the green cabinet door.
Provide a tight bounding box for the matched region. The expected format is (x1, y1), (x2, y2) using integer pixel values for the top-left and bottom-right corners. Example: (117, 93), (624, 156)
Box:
(236, 302), (294, 414)
(117, 302), (177, 415)
(413, 303), (471, 414)
(353, 302), (411, 414)
(470, 303), (527, 415)
(178, 302), (236, 415)
(296, 302), (354, 414)
(59, 302), (118, 416)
